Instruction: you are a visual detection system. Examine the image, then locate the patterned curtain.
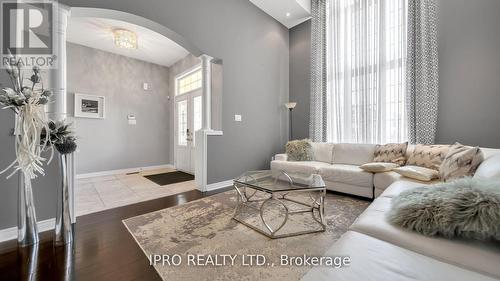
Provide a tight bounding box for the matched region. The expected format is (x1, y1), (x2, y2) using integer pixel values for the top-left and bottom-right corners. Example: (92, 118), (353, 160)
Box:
(309, 0), (328, 142)
(406, 0), (439, 144)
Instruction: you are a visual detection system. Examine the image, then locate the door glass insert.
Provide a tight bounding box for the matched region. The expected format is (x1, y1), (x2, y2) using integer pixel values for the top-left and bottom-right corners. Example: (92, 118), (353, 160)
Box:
(178, 100), (188, 146)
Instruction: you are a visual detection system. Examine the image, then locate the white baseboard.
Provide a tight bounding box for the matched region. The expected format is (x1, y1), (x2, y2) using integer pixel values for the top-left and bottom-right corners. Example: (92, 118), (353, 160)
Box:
(205, 179), (233, 192)
(0, 218), (55, 243)
(77, 164), (174, 179)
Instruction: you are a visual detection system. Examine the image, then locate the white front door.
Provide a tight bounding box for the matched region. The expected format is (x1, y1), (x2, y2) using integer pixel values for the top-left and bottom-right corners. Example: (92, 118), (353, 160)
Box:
(175, 91), (202, 174)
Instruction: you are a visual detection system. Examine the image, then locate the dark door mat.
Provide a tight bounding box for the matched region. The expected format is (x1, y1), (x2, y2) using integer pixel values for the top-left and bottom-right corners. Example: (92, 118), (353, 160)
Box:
(144, 171), (194, 186)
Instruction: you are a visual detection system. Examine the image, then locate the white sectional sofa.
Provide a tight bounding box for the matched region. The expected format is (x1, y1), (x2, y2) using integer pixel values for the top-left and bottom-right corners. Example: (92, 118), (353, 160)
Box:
(271, 143), (500, 280)
(271, 143), (500, 199)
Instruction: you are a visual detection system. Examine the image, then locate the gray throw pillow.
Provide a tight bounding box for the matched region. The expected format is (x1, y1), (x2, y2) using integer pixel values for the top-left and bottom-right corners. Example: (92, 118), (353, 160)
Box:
(387, 177), (500, 241)
(286, 139), (313, 161)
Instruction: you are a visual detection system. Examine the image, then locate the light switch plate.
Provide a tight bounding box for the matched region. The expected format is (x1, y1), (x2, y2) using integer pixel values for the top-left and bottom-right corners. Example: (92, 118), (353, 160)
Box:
(143, 82), (149, 91)
(234, 114), (242, 122)
(127, 114), (136, 125)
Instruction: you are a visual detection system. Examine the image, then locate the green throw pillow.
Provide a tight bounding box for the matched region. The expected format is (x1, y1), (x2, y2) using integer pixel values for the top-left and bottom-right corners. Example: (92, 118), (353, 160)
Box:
(286, 139), (313, 161)
(387, 177), (500, 241)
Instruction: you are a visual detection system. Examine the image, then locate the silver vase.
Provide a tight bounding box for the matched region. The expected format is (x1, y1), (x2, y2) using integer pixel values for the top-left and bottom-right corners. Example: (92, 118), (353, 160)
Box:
(18, 243), (39, 281)
(55, 153), (74, 246)
(18, 172), (40, 247)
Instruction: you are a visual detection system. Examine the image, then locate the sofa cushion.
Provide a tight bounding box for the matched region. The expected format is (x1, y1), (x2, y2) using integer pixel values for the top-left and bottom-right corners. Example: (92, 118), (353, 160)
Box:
(374, 171), (406, 191)
(270, 160), (331, 175)
(379, 180), (430, 198)
(474, 154), (500, 180)
(479, 148), (500, 160)
(373, 142), (408, 165)
(349, 199), (500, 279)
(319, 164), (373, 187)
(310, 142), (334, 163)
(374, 171), (437, 192)
(406, 144), (451, 170)
(333, 143), (376, 165)
(374, 172), (404, 191)
(302, 231), (497, 281)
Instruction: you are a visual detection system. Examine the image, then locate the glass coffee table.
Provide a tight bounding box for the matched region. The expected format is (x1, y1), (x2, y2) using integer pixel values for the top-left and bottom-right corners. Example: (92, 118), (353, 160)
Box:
(232, 170), (326, 239)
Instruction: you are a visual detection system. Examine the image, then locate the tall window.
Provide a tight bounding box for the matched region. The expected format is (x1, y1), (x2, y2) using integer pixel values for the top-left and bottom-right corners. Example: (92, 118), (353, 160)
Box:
(176, 67), (202, 95)
(326, 0), (407, 144)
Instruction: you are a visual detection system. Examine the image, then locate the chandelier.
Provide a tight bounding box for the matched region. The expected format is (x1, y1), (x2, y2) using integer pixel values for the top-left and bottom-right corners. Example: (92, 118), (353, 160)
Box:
(113, 29), (137, 49)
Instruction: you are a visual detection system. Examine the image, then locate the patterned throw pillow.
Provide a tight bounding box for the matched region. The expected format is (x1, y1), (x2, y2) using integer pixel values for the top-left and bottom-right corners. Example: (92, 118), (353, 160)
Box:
(373, 142), (408, 166)
(286, 139), (313, 161)
(439, 143), (484, 181)
(406, 144), (451, 170)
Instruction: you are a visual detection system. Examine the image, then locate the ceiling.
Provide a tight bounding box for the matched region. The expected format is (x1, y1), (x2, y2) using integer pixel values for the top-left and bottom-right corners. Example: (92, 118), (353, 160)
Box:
(66, 17), (190, 67)
(249, 0), (311, 28)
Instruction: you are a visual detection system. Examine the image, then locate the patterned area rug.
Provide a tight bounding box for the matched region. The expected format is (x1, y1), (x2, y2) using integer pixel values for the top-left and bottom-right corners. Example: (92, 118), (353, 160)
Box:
(123, 190), (369, 281)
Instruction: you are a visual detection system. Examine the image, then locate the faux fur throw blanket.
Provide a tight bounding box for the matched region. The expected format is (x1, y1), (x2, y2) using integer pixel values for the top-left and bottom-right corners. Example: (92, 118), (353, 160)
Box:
(387, 177), (500, 241)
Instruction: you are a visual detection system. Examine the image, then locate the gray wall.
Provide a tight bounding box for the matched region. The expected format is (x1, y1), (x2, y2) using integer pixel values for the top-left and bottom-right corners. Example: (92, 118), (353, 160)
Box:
(0, 0), (288, 230)
(67, 43), (171, 174)
(289, 1), (500, 148)
(435, 0), (500, 148)
(289, 20), (311, 140)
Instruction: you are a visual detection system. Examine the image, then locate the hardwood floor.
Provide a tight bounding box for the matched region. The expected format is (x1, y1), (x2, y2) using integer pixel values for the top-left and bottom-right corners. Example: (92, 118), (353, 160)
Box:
(0, 188), (229, 281)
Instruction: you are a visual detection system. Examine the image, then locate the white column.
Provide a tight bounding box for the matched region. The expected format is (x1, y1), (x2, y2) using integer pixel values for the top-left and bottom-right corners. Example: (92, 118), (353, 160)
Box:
(195, 54), (213, 192)
(48, 5), (75, 223)
(48, 5), (70, 121)
(199, 54), (213, 130)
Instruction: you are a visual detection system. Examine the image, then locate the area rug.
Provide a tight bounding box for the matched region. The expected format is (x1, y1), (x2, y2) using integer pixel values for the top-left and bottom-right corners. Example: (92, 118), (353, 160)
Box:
(123, 190), (369, 281)
(144, 171), (194, 186)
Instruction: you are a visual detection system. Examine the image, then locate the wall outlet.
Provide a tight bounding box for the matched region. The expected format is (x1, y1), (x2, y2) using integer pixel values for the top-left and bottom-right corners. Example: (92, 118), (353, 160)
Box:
(234, 114), (242, 122)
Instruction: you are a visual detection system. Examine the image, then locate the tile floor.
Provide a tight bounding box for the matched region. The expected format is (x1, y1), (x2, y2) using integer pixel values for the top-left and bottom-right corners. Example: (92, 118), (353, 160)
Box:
(75, 168), (197, 216)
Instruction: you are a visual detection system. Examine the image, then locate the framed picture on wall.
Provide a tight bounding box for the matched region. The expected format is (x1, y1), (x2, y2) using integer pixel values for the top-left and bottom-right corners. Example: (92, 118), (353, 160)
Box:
(74, 93), (105, 119)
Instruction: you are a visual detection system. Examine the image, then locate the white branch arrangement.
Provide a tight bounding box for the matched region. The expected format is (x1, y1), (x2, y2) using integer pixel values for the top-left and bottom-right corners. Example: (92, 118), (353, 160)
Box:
(0, 60), (52, 180)
(0, 54), (78, 247)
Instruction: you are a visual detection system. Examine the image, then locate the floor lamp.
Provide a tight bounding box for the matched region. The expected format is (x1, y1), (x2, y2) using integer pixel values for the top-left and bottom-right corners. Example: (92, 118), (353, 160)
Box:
(285, 102), (297, 140)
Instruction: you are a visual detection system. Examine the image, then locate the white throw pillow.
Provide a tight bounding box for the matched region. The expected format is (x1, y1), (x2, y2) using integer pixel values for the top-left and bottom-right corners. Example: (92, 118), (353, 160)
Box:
(393, 165), (439, 182)
(360, 162), (399, 173)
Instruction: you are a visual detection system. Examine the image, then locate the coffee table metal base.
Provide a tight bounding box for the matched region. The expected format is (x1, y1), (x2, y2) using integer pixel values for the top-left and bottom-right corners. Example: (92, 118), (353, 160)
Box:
(232, 184), (326, 239)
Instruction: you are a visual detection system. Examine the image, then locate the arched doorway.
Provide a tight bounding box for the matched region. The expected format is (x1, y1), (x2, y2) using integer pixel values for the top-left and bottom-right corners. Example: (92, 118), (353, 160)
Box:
(51, 6), (219, 221)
